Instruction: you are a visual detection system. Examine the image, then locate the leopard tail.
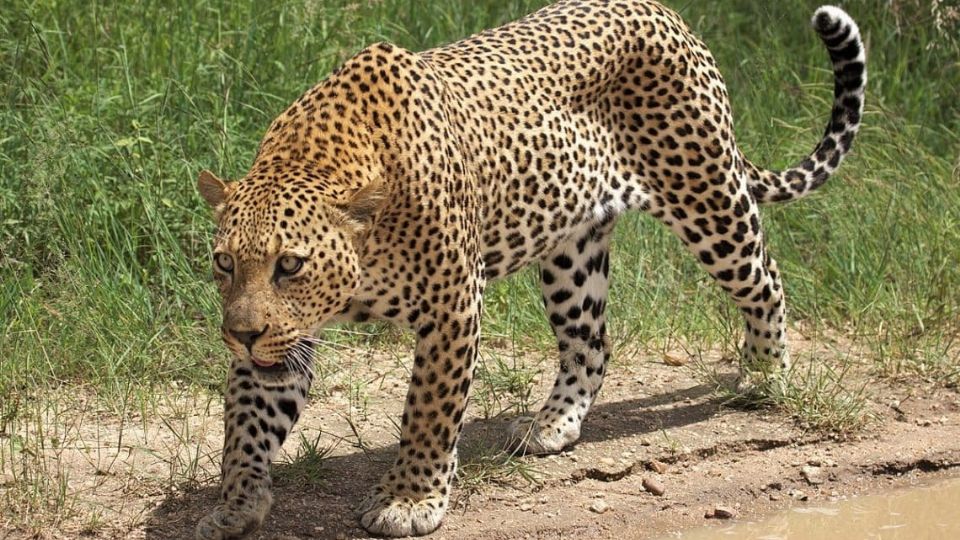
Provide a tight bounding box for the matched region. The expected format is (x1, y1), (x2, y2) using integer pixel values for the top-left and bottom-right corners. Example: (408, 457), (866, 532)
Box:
(744, 6), (866, 204)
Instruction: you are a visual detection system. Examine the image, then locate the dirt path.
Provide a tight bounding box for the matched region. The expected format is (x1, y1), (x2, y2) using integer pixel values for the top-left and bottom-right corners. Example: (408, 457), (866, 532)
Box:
(3, 341), (959, 539)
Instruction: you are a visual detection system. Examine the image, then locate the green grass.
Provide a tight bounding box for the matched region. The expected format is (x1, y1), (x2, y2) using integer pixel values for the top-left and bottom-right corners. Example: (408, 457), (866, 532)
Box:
(1, 0), (958, 419)
(472, 349), (539, 419)
(694, 346), (875, 433)
(274, 431), (338, 488)
(455, 442), (542, 506)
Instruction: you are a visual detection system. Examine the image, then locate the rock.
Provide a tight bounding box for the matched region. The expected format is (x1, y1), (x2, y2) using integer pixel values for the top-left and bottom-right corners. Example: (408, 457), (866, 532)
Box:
(801, 465), (825, 485)
(663, 352), (688, 366)
(600, 457), (616, 467)
(519, 503), (533, 512)
(769, 492), (782, 501)
(764, 481), (783, 491)
(648, 460), (669, 474)
(789, 489), (809, 501)
(713, 505), (737, 519)
(589, 500), (610, 514)
(642, 477), (666, 496)
(705, 505), (738, 519)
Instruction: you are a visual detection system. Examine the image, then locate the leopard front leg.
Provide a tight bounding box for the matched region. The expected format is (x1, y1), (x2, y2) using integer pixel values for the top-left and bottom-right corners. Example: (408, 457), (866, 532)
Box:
(196, 364), (309, 540)
(357, 299), (482, 537)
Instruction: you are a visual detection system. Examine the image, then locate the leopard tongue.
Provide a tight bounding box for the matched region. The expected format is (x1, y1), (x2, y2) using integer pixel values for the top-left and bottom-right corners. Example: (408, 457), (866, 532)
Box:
(251, 356), (275, 368)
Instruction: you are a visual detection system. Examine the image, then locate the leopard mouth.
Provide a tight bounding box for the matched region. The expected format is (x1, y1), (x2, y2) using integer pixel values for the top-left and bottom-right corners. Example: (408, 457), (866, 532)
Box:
(249, 340), (316, 377)
(250, 358), (288, 374)
(251, 356), (277, 368)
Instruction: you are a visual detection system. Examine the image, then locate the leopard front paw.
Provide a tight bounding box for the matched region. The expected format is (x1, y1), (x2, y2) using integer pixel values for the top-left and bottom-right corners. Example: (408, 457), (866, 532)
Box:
(356, 486), (447, 537)
(196, 492), (272, 540)
(506, 415), (579, 455)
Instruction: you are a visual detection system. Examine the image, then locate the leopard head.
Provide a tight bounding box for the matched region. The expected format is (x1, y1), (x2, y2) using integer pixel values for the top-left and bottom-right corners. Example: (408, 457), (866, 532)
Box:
(197, 164), (382, 378)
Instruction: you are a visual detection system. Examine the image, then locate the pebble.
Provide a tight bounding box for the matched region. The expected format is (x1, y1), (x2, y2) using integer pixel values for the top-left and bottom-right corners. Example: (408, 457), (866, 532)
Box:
(712, 505), (737, 519)
(589, 500), (610, 514)
(642, 477), (666, 496)
(769, 492), (782, 501)
(663, 352), (688, 366)
(600, 457), (616, 467)
(801, 465), (825, 485)
(648, 460), (670, 474)
(519, 503), (533, 512)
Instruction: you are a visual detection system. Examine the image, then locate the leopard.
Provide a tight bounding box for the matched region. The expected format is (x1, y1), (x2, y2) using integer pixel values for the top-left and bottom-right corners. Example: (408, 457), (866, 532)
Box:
(194, 1), (865, 537)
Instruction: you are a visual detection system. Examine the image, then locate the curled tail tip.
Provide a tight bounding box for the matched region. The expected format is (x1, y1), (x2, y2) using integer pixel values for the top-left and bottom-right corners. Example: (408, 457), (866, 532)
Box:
(812, 6), (859, 35)
(812, 6), (865, 63)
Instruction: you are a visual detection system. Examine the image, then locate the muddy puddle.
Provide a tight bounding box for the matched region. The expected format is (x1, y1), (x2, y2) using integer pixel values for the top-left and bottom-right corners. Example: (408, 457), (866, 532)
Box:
(668, 476), (960, 539)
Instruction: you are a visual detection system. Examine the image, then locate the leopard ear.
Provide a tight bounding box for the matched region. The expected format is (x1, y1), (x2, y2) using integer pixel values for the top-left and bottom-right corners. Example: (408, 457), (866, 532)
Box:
(334, 178), (387, 226)
(197, 170), (230, 208)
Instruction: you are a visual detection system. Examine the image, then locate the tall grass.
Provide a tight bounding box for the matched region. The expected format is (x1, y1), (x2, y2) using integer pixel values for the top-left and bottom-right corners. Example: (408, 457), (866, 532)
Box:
(1, 0), (957, 405)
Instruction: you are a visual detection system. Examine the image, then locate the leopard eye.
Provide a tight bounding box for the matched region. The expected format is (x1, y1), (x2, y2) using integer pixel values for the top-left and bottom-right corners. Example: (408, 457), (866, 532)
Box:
(277, 255), (304, 276)
(214, 253), (234, 274)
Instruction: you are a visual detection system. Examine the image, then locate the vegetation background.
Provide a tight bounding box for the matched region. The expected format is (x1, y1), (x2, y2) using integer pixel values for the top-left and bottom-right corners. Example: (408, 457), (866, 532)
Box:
(0, 0), (958, 530)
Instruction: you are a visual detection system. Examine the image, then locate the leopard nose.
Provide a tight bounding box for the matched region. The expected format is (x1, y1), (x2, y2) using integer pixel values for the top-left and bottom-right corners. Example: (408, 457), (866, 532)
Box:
(228, 326), (267, 351)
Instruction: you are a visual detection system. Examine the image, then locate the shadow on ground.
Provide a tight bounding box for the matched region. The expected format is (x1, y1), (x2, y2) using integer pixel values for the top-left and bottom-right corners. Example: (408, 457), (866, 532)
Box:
(144, 382), (729, 539)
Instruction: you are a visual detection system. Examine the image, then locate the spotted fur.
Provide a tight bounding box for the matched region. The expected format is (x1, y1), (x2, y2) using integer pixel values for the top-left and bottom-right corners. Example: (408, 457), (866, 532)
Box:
(195, 2), (865, 537)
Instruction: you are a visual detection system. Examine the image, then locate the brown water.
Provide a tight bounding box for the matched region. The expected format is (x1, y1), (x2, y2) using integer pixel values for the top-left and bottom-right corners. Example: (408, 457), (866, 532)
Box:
(668, 477), (960, 540)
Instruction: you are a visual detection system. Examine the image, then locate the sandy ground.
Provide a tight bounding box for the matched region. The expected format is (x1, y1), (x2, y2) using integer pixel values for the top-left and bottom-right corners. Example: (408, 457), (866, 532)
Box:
(2, 336), (959, 540)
